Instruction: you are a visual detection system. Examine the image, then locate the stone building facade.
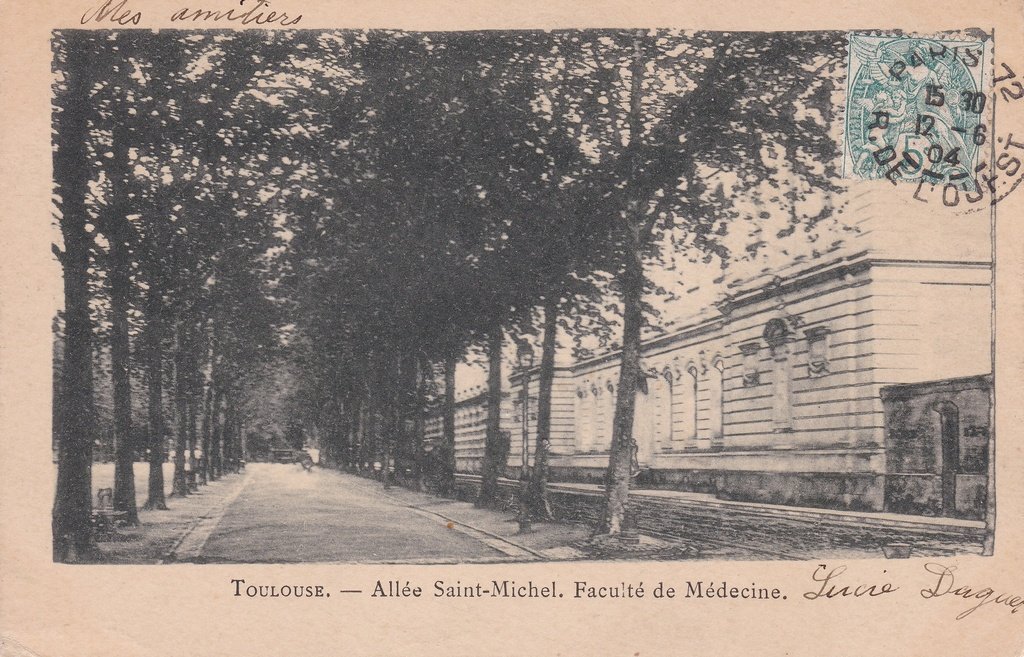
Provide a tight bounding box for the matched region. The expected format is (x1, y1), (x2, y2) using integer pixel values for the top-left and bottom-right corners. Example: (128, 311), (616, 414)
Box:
(427, 188), (994, 517)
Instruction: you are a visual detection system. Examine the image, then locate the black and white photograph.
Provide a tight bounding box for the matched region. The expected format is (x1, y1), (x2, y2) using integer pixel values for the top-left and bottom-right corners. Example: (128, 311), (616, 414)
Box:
(47, 27), (998, 567)
(5, 0), (1024, 654)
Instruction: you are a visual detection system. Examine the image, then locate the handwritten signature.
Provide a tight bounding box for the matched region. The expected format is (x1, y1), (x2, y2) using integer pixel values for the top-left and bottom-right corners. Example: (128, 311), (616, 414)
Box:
(921, 563), (1024, 620)
(803, 564), (899, 600)
(804, 562), (1024, 621)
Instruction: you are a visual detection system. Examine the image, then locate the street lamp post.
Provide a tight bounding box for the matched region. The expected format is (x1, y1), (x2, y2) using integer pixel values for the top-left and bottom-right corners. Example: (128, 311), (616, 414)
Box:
(516, 342), (534, 534)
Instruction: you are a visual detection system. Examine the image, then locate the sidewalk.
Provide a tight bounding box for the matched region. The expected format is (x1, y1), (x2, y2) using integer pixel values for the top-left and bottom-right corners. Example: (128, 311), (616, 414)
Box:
(341, 475), (593, 560)
(347, 475), (708, 561)
(90, 470), (250, 564)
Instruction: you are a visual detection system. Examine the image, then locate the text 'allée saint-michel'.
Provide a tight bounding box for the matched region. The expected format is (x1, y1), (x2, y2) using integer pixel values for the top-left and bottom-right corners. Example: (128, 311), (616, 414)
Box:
(227, 578), (783, 601)
(371, 579), (784, 600)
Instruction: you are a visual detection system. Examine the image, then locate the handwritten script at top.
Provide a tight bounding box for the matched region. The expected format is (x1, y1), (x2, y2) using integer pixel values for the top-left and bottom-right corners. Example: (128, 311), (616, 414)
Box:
(81, 0), (303, 26)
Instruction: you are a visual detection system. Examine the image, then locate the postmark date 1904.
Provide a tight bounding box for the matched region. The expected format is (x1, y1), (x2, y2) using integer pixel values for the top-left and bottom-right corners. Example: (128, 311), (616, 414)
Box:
(845, 33), (991, 187)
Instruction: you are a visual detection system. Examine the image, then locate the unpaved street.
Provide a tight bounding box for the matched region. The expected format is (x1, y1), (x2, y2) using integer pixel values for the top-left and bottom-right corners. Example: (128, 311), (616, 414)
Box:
(193, 464), (514, 563)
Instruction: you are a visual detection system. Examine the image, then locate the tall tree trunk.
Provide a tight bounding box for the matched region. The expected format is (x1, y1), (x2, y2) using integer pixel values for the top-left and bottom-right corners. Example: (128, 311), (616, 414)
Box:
(239, 418), (247, 464)
(143, 288), (168, 510)
(229, 393), (239, 472)
(171, 322), (190, 497)
(52, 33), (99, 562)
(413, 353), (429, 492)
(477, 324), (505, 508)
(222, 392), (235, 473)
(319, 403), (332, 467)
(358, 387), (372, 472)
(529, 298), (558, 521)
(187, 331), (202, 487)
(440, 353), (457, 495)
(353, 395), (364, 470)
(344, 390), (356, 468)
(52, 239), (96, 560)
(388, 354), (403, 486)
(395, 349), (419, 489)
(52, 315), (64, 469)
(210, 385), (224, 479)
(199, 367), (212, 485)
(109, 224), (139, 525)
(601, 246), (644, 535)
(381, 354), (399, 490)
(368, 384), (384, 483)
(364, 357), (382, 479)
(601, 31), (650, 536)
(336, 396), (351, 469)
(187, 374), (198, 491)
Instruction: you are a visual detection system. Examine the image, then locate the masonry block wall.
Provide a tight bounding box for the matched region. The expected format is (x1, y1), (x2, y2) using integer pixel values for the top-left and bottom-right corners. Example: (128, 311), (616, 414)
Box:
(881, 375), (992, 521)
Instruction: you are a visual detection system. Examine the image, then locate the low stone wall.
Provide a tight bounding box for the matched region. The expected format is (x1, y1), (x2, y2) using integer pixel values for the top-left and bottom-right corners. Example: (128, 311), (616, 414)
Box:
(453, 474), (986, 557)
(536, 465), (885, 512)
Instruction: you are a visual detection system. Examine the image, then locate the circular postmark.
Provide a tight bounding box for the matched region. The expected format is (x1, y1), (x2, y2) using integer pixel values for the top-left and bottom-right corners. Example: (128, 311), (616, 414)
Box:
(845, 33), (1024, 213)
(846, 35), (988, 184)
(906, 61), (1024, 213)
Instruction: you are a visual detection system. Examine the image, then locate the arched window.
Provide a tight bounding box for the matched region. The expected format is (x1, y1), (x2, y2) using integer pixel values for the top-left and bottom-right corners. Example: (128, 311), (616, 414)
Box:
(574, 386), (587, 452)
(598, 380), (615, 450)
(579, 383), (598, 452)
(659, 367), (674, 446)
(588, 383), (600, 451)
(634, 377), (655, 464)
(686, 364), (699, 448)
(584, 385), (595, 451)
(710, 358), (725, 447)
(666, 361), (684, 451)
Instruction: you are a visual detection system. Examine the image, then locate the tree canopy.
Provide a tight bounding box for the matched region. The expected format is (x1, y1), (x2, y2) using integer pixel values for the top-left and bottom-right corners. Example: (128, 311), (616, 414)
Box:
(51, 28), (845, 558)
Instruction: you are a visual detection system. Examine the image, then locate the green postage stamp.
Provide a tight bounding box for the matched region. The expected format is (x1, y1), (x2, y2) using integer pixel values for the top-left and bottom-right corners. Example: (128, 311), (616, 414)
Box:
(844, 32), (993, 184)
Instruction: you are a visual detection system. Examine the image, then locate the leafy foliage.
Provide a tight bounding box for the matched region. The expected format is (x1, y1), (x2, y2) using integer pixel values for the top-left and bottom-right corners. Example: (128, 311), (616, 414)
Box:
(52, 29), (845, 546)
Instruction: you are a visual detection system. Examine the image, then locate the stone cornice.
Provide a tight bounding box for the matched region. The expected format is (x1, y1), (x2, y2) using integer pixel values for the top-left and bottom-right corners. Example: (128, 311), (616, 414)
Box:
(554, 252), (991, 378)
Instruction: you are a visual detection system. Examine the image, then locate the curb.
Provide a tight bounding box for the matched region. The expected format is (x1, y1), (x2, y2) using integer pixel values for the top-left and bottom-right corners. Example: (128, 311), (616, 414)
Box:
(158, 471), (252, 564)
(340, 472), (549, 559)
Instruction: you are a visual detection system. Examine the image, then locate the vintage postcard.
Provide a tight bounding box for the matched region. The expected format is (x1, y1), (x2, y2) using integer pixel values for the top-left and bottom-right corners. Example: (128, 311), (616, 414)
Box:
(1, 0), (1023, 655)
